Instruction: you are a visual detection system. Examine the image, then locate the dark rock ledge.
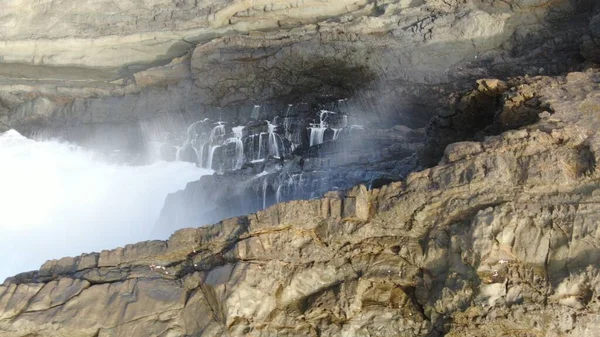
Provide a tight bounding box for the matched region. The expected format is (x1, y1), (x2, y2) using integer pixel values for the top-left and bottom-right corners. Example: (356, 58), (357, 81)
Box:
(3, 70), (600, 336)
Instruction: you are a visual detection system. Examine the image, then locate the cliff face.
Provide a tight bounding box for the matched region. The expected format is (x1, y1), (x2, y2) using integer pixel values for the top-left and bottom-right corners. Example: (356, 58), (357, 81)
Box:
(2, 1), (600, 336)
(0, 0), (596, 151)
(3, 70), (600, 336)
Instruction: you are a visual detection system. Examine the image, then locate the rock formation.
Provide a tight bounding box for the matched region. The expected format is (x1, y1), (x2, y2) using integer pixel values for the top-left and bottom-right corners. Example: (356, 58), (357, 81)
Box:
(155, 108), (423, 229)
(2, 0), (600, 336)
(0, 0), (596, 151)
(152, 0), (600, 231)
(3, 69), (600, 336)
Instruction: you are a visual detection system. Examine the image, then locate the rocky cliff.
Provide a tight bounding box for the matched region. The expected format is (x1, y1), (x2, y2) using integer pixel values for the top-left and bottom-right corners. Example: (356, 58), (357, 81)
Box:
(151, 0), (600, 232)
(3, 69), (600, 336)
(0, 0), (596, 152)
(3, 0), (600, 336)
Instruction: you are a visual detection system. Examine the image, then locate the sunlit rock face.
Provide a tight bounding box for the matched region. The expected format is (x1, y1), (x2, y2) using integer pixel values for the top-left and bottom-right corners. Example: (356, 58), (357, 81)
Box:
(0, 0), (596, 149)
(0, 0), (595, 236)
(4, 70), (600, 336)
(1, 0), (600, 336)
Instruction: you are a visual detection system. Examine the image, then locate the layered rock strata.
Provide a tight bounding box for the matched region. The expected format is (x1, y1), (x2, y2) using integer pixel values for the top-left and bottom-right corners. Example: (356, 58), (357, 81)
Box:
(156, 113), (423, 229)
(3, 70), (600, 336)
(0, 0), (597, 153)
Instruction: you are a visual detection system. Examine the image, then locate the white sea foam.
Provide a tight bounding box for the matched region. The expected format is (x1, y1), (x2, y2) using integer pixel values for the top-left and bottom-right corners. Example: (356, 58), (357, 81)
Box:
(0, 130), (211, 280)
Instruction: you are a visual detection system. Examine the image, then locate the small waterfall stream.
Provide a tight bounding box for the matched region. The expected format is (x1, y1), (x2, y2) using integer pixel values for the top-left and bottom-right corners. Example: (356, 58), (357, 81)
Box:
(203, 122), (226, 170)
(231, 126), (245, 169)
(309, 110), (343, 147)
(267, 121), (280, 158)
(154, 102), (358, 216)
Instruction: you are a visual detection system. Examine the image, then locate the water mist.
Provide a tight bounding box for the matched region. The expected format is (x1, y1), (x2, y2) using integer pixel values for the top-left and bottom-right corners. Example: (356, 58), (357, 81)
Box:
(0, 130), (211, 281)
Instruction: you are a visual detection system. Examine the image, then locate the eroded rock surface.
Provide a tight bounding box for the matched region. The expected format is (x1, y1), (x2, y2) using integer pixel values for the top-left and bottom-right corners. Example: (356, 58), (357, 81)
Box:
(0, 0), (596, 152)
(3, 70), (600, 336)
(156, 117), (422, 229)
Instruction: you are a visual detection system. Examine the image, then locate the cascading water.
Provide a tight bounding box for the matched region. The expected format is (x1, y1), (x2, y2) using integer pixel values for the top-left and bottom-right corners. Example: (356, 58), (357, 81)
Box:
(282, 104), (300, 150)
(152, 100), (387, 237)
(274, 173), (298, 203)
(275, 184), (283, 203)
(231, 126), (245, 169)
(308, 110), (344, 147)
(262, 179), (268, 210)
(256, 132), (268, 161)
(177, 119), (208, 164)
(174, 105), (349, 170)
(0, 129), (212, 281)
(267, 120), (280, 158)
(309, 110), (328, 147)
(204, 122), (226, 170)
(206, 145), (219, 170)
(309, 128), (325, 147)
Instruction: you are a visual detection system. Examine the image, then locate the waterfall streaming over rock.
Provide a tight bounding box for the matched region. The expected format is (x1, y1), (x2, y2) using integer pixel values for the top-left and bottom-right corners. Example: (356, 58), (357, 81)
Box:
(170, 105), (328, 171)
(231, 126), (245, 169)
(155, 99), (428, 228)
(309, 110), (327, 146)
(167, 106), (351, 168)
(267, 121), (280, 158)
(1, 0), (599, 333)
(275, 184), (283, 203)
(0, 129), (212, 281)
(309, 110), (342, 147)
(262, 178), (268, 210)
(177, 120), (237, 170)
(203, 122), (226, 170)
(256, 132), (266, 161)
(175, 119), (206, 164)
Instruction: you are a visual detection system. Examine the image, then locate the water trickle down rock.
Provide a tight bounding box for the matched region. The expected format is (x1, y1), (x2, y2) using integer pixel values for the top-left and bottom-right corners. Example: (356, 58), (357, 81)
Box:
(308, 110), (343, 147)
(231, 126), (245, 170)
(156, 99), (426, 228)
(8, 70), (600, 337)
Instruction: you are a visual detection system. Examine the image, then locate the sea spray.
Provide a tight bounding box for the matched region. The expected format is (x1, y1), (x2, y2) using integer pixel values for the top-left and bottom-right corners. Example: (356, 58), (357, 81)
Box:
(0, 130), (211, 280)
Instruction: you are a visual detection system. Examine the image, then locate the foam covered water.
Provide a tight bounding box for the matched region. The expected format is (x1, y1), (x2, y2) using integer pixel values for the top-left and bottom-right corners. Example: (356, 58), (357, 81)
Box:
(0, 130), (211, 280)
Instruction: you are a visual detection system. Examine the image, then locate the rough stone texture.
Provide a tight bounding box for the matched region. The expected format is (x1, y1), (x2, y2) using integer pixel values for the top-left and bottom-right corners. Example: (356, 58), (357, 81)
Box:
(0, 0), (596, 152)
(582, 10), (600, 62)
(156, 122), (422, 230)
(3, 70), (600, 336)
(420, 70), (597, 166)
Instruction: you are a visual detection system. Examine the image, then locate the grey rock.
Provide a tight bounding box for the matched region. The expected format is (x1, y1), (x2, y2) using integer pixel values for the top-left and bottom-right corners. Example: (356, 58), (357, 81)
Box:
(3, 70), (600, 336)
(0, 0), (596, 154)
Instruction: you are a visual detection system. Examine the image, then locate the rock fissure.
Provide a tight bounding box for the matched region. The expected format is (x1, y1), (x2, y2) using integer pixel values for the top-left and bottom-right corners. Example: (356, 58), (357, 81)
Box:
(2, 1), (600, 336)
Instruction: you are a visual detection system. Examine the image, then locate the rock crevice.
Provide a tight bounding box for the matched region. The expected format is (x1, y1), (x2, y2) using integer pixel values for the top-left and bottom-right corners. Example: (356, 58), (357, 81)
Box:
(1, 0), (596, 153)
(4, 70), (600, 336)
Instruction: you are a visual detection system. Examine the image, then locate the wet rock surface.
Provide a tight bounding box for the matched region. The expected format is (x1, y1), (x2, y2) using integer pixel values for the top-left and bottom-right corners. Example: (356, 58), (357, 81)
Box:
(4, 70), (600, 336)
(155, 105), (423, 229)
(0, 0), (596, 153)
